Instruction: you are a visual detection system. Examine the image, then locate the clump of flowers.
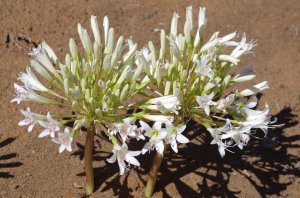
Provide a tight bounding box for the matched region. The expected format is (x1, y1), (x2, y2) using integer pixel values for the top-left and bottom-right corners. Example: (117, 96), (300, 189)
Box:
(12, 6), (276, 197)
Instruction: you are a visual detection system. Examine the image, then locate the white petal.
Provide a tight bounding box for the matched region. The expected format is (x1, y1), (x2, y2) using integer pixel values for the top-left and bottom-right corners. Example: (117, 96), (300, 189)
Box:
(142, 142), (151, 154)
(155, 141), (164, 155)
(176, 125), (186, 134)
(107, 153), (117, 163)
(218, 145), (226, 157)
(59, 145), (66, 153)
(117, 159), (125, 175)
(176, 134), (189, 144)
(153, 121), (162, 130)
(38, 130), (50, 138)
(28, 124), (34, 132)
(128, 151), (141, 157)
(66, 144), (72, 152)
(126, 156), (140, 166)
(18, 120), (28, 126)
(171, 141), (178, 153)
(204, 106), (210, 116)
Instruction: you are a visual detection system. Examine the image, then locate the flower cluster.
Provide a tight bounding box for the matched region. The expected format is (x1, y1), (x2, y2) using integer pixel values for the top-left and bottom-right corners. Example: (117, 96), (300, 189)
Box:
(12, 6), (276, 193)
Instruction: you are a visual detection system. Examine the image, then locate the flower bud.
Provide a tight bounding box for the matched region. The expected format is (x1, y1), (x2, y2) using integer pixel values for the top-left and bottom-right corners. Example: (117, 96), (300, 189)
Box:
(69, 38), (78, 59)
(239, 81), (269, 96)
(91, 15), (101, 45)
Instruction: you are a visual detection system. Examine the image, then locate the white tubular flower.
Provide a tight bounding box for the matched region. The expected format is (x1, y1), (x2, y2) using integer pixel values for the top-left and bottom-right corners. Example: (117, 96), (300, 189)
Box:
(11, 83), (50, 104)
(77, 24), (93, 53)
(146, 95), (181, 114)
(218, 55), (239, 65)
(103, 15), (109, 46)
(239, 81), (269, 96)
(240, 104), (275, 135)
(165, 121), (189, 153)
(221, 125), (252, 150)
(170, 40), (181, 60)
(29, 44), (56, 73)
(195, 55), (213, 79)
(219, 32), (237, 44)
(196, 92), (216, 116)
(231, 33), (255, 58)
(18, 67), (48, 92)
(143, 114), (174, 123)
(194, 7), (206, 47)
(170, 12), (180, 37)
(139, 121), (167, 155)
(216, 93), (235, 112)
(208, 119), (232, 157)
(38, 112), (60, 138)
(184, 6), (193, 43)
(91, 15), (101, 45)
(18, 107), (38, 132)
(233, 74), (256, 83)
(107, 143), (141, 175)
(113, 117), (138, 141)
(52, 127), (73, 153)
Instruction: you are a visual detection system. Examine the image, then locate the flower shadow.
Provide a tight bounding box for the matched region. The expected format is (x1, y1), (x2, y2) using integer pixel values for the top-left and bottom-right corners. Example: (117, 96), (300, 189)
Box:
(73, 106), (299, 197)
(155, 106), (299, 197)
(0, 137), (23, 178)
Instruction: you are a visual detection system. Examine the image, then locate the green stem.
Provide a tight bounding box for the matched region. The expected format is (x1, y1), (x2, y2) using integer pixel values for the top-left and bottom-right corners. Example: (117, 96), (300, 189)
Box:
(84, 125), (95, 195)
(145, 144), (168, 198)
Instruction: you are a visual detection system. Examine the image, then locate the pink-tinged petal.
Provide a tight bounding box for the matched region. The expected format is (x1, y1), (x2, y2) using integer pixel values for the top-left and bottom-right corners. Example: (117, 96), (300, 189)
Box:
(126, 156), (140, 166)
(176, 134), (189, 144)
(28, 124), (34, 132)
(155, 141), (164, 155)
(128, 151), (141, 157)
(18, 120), (28, 126)
(107, 153), (117, 163)
(59, 145), (66, 153)
(38, 130), (50, 138)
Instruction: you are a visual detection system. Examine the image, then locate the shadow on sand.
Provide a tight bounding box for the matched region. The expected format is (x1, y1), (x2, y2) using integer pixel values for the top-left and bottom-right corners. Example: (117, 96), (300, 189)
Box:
(0, 137), (23, 178)
(74, 107), (299, 197)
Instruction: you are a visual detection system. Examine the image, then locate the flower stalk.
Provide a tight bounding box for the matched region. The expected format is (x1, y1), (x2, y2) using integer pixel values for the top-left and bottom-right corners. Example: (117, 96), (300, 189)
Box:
(84, 125), (95, 195)
(145, 145), (167, 198)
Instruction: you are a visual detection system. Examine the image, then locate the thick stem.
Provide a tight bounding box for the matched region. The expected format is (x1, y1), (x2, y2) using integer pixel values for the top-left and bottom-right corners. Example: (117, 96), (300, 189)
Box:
(84, 125), (95, 195)
(145, 144), (168, 198)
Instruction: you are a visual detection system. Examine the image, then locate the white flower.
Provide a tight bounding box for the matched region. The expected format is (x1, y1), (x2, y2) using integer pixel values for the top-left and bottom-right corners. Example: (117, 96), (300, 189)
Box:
(29, 44), (56, 73)
(207, 119), (232, 157)
(142, 114), (174, 123)
(139, 121), (167, 155)
(18, 67), (48, 92)
(107, 143), (141, 175)
(239, 81), (269, 96)
(11, 83), (50, 104)
(240, 104), (275, 135)
(216, 93), (235, 112)
(11, 84), (29, 104)
(38, 112), (60, 138)
(221, 125), (252, 150)
(164, 121), (189, 153)
(52, 127), (73, 153)
(196, 92), (216, 116)
(18, 107), (38, 132)
(195, 55), (213, 79)
(146, 95), (181, 114)
(113, 118), (139, 141)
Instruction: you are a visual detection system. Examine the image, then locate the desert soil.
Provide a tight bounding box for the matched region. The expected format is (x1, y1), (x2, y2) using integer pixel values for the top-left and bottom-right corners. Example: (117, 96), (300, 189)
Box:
(0, 0), (300, 197)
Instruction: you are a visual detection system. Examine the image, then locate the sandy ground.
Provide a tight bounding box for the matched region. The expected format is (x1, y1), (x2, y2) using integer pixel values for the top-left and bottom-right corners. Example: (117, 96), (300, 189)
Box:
(0, 0), (300, 197)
